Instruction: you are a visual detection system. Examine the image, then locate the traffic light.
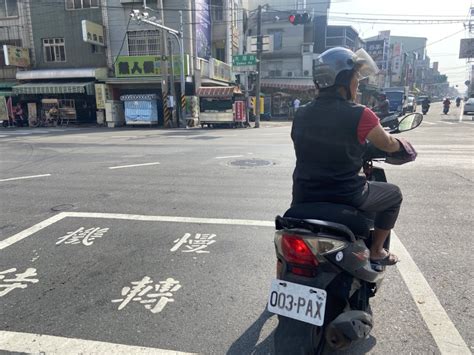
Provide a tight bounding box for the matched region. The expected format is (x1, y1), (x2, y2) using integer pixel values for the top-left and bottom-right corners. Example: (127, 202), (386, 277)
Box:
(289, 12), (311, 25)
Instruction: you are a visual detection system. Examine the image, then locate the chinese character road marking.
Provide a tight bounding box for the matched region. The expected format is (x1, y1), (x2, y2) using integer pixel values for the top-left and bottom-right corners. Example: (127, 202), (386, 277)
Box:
(112, 277), (181, 314)
(0, 268), (38, 297)
(56, 227), (109, 246)
(171, 233), (216, 253)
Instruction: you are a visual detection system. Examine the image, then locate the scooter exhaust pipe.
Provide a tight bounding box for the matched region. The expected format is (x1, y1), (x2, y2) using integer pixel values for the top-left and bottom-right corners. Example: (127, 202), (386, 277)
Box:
(325, 311), (373, 350)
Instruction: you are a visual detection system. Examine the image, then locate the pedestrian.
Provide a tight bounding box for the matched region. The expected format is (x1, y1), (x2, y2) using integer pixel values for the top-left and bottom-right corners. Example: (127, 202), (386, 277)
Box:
(14, 103), (25, 127)
(293, 97), (301, 113)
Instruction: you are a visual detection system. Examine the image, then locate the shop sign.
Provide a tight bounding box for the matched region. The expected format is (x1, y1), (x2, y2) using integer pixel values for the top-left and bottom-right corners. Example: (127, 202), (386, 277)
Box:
(115, 55), (189, 77)
(195, 0), (211, 60)
(209, 58), (232, 82)
(95, 84), (110, 110)
(3, 45), (30, 67)
(27, 103), (37, 125)
(82, 20), (105, 47)
(0, 96), (7, 120)
(459, 38), (474, 59)
(234, 101), (245, 122)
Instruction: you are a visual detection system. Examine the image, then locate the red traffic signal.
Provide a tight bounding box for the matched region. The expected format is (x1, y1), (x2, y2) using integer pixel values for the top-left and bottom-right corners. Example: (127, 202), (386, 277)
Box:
(289, 12), (311, 25)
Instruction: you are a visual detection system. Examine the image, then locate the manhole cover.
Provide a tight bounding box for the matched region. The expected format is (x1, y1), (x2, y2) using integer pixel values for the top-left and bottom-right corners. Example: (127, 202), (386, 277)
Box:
(51, 204), (76, 212)
(230, 159), (273, 167)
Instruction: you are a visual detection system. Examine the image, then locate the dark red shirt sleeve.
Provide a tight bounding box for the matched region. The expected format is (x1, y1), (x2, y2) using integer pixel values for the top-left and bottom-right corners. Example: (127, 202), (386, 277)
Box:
(357, 107), (380, 144)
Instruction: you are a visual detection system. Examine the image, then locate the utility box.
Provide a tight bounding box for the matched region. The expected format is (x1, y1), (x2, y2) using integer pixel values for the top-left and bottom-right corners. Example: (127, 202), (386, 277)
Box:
(105, 100), (125, 128)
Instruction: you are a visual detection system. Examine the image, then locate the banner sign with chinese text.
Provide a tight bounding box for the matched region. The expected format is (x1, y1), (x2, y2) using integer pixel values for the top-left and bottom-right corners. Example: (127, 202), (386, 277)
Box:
(115, 55), (189, 77)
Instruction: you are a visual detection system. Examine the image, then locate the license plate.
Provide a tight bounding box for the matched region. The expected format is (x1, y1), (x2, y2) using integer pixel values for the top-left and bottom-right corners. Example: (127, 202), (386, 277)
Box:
(267, 279), (327, 326)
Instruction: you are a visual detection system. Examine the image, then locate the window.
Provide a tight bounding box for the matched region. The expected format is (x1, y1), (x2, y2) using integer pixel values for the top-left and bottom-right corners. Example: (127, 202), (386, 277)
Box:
(66, 0), (99, 10)
(212, 0), (223, 21)
(267, 29), (282, 50)
(127, 31), (161, 56)
(326, 27), (343, 37)
(0, 0), (18, 17)
(43, 38), (66, 63)
(215, 47), (225, 62)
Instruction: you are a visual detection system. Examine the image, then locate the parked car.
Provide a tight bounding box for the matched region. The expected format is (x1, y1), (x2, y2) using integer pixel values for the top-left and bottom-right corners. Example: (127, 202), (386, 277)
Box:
(463, 98), (474, 115)
(406, 96), (417, 112)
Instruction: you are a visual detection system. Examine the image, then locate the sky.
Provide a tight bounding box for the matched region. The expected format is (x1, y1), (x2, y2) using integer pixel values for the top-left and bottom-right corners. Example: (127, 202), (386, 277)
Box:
(328, 0), (473, 92)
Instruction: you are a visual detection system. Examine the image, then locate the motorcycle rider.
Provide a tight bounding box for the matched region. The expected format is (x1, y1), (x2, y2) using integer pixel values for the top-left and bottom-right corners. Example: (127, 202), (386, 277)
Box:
(455, 97), (461, 107)
(373, 93), (390, 118)
(291, 47), (416, 265)
(443, 97), (451, 114)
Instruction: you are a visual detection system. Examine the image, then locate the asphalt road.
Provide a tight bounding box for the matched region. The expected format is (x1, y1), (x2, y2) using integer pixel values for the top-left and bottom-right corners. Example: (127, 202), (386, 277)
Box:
(0, 101), (472, 354)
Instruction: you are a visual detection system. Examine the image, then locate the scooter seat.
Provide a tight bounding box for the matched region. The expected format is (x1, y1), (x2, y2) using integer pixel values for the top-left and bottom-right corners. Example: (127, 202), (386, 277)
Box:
(283, 202), (370, 239)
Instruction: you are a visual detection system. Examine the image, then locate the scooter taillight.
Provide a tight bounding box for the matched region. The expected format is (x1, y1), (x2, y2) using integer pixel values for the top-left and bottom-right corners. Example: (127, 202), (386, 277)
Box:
(281, 234), (319, 270)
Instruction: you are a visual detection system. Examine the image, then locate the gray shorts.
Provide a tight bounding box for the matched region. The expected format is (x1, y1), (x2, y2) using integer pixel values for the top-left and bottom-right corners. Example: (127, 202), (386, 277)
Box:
(356, 182), (403, 230)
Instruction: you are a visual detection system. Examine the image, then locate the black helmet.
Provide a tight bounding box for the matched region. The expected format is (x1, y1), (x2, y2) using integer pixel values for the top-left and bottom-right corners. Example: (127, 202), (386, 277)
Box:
(313, 47), (379, 92)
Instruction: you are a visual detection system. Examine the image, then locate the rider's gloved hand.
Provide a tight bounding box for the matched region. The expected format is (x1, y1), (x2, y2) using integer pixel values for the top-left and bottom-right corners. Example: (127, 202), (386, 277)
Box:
(386, 137), (417, 165)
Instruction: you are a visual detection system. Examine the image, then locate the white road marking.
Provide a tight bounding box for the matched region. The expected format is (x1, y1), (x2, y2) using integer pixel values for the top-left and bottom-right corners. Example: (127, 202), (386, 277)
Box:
(0, 212), (67, 250)
(422, 121), (436, 125)
(0, 331), (195, 355)
(459, 102), (464, 122)
(439, 121), (454, 125)
(63, 211), (275, 227)
(0, 174), (51, 182)
(391, 232), (471, 355)
(109, 162), (161, 170)
(0, 212), (469, 354)
(215, 155), (243, 159)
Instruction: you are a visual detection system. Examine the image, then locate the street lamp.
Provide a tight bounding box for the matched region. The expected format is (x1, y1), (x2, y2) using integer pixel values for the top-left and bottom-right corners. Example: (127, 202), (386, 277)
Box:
(130, 10), (187, 128)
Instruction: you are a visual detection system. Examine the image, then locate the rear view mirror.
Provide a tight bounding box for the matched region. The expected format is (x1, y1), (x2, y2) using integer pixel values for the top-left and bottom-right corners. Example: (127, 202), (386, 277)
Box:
(397, 113), (423, 132)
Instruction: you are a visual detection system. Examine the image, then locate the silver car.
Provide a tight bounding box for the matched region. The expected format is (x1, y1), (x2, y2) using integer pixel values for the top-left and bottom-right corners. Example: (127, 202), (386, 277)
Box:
(464, 98), (474, 115)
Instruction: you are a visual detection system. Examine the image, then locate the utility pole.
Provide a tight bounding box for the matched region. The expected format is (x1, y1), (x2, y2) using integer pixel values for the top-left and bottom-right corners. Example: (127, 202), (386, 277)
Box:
(157, 0), (172, 127)
(255, 5), (262, 128)
(179, 10), (186, 128)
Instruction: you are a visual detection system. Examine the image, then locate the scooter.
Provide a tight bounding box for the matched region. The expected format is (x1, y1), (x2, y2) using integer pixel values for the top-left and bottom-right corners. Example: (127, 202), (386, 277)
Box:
(443, 105), (450, 114)
(269, 113), (423, 354)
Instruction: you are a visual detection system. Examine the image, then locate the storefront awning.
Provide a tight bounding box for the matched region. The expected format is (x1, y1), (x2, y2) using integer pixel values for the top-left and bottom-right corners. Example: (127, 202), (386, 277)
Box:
(0, 91), (16, 97)
(0, 82), (16, 90)
(261, 78), (315, 91)
(13, 82), (96, 95)
(196, 86), (241, 98)
(16, 68), (107, 81)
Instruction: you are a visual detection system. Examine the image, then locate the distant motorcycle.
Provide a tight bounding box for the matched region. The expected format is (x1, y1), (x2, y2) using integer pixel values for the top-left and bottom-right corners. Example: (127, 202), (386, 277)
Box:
(443, 99), (451, 114)
(422, 104), (430, 115)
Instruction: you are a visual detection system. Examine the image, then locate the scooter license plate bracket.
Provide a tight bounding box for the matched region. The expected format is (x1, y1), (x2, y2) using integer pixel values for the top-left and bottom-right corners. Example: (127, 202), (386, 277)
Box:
(267, 279), (327, 326)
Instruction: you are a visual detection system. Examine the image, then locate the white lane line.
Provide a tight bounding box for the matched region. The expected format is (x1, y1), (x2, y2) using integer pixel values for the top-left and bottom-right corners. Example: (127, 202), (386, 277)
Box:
(0, 174), (51, 182)
(108, 162), (161, 170)
(459, 102), (464, 122)
(439, 121), (455, 125)
(422, 121), (436, 125)
(215, 155), (244, 159)
(0, 212), (67, 250)
(0, 331), (195, 355)
(63, 211), (275, 227)
(391, 232), (471, 355)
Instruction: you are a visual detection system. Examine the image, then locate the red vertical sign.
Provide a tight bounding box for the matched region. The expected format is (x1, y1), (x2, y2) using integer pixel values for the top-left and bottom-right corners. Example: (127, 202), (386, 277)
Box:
(234, 101), (245, 122)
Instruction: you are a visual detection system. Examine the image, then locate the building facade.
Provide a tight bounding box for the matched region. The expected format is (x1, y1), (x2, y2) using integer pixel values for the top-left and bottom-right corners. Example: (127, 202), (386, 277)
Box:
(0, 0), (32, 102)
(244, 0), (330, 117)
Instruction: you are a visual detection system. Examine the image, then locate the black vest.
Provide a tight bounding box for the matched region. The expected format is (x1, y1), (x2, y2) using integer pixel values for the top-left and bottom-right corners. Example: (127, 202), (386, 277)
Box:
(291, 94), (368, 206)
